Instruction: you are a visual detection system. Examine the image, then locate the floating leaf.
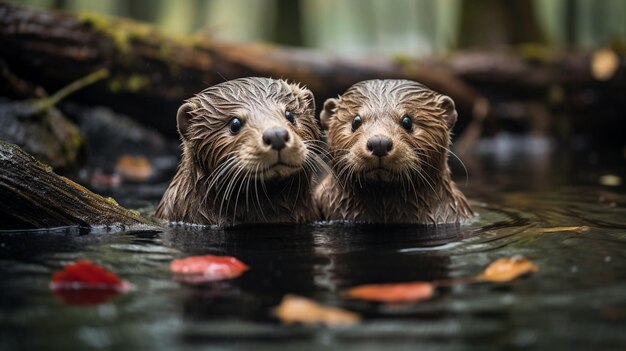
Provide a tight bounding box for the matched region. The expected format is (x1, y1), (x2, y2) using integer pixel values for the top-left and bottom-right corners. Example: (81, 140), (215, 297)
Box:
(274, 294), (360, 326)
(477, 256), (538, 283)
(346, 281), (434, 303)
(170, 255), (248, 283)
(539, 226), (590, 233)
(50, 260), (131, 305)
(115, 155), (152, 181)
(599, 174), (622, 187)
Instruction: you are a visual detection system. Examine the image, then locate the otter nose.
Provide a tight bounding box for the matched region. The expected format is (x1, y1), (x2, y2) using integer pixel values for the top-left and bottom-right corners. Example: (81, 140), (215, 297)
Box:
(262, 127), (290, 150)
(366, 135), (393, 157)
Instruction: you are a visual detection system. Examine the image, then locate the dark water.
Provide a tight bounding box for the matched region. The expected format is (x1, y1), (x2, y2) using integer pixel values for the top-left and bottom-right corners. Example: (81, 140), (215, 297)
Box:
(1, 138), (625, 351)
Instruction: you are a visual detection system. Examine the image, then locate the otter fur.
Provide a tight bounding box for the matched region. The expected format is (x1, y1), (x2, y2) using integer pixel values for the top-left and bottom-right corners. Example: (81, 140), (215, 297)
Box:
(315, 79), (473, 224)
(156, 77), (325, 226)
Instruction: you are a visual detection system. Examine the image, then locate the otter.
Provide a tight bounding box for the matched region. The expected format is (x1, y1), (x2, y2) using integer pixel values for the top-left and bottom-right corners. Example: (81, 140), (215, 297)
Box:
(155, 77), (325, 226)
(315, 79), (473, 224)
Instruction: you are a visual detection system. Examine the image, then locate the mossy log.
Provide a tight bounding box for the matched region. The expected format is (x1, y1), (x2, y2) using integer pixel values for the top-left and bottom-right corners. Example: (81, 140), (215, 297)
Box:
(0, 2), (486, 137)
(0, 141), (152, 230)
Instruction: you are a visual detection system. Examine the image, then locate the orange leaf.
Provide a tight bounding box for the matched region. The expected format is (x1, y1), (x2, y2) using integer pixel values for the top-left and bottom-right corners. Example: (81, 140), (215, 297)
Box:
(170, 255), (248, 283)
(477, 256), (538, 283)
(274, 294), (360, 326)
(346, 281), (434, 303)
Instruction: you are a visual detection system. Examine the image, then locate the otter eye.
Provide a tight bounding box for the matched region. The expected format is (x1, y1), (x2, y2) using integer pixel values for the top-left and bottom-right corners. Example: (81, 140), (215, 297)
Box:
(401, 115), (413, 132)
(229, 117), (242, 134)
(351, 115), (362, 132)
(285, 110), (296, 125)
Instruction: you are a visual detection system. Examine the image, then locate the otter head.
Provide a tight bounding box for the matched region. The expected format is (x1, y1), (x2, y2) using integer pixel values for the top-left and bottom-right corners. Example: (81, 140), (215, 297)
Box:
(321, 79), (457, 184)
(178, 77), (320, 181)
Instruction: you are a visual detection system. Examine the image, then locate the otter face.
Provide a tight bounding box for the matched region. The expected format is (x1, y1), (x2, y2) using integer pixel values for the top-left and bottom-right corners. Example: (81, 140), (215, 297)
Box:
(321, 79), (457, 184)
(178, 77), (320, 181)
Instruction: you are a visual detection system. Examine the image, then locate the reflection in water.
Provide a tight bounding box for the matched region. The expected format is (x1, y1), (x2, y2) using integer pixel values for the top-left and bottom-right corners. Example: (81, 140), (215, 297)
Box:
(310, 224), (466, 291)
(1, 146), (626, 350)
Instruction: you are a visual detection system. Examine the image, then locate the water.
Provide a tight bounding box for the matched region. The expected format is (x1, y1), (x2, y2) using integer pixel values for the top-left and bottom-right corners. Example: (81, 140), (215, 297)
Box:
(1, 138), (625, 351)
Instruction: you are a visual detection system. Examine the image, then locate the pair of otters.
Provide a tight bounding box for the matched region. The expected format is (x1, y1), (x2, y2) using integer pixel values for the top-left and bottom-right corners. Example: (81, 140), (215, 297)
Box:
(155, 77), (473, 226)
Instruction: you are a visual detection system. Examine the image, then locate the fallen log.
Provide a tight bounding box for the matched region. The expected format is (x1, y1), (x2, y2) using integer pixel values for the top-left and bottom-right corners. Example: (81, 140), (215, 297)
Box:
(0, 2), (486, 137)
(0, 141), (153, 230)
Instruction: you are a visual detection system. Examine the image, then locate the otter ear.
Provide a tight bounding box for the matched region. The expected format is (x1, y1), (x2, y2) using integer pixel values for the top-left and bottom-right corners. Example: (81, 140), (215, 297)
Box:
(437, 95), (458, 129)
(320, 98), (338, 131)
(176, 101), (197, 141)
(300, 88), (316, 112)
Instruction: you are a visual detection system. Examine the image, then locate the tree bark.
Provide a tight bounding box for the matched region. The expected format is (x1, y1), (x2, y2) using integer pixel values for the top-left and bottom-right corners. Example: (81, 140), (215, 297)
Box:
(0, 141), (152, 230)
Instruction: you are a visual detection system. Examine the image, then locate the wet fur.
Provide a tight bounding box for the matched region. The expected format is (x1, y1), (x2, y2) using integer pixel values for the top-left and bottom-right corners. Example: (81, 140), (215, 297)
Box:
(315, 79), (473, 224)
(156, 77), (324, 226)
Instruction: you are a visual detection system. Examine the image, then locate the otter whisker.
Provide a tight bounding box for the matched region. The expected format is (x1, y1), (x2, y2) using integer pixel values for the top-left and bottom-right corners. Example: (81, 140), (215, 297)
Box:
(204, 159), (237, 207)
(231, 167), (252, 224)
(244, 166), (253, 211)
(306, 152), (335, 182)
(219, 162), (246, 220)
(218, 163), (246, 223)
(208, 161), (238, 200)
(436, 143), (469, 185)
(205, 156), (238, 192)
(412, 165), (443, 202)
(252, 163), (268, 222)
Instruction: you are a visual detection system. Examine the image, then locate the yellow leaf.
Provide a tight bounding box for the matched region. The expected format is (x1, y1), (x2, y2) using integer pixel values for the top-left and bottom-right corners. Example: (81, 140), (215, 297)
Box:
(477, 256), (538, 283)
(274, 294), (360, 326)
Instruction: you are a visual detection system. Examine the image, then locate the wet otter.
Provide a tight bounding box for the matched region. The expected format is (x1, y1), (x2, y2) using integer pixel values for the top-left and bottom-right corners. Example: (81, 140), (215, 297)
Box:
(156, 77), (325, 226)
(315, 79), (473, 224)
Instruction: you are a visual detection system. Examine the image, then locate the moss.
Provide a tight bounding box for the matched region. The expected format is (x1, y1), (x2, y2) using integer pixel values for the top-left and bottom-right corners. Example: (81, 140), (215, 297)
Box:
(391, 53), (413, 66)
(516, 43), (554, 63)
(608, 38), (626, 55)
(157, 44), (182, 75)
(108, 74), (151, 93)
(78, 12), (132, 53)
(390, 53), (421, 76)
(78, 12), (203, 77)
(126, 74), (150, 92)
(105, 197), (119, 207)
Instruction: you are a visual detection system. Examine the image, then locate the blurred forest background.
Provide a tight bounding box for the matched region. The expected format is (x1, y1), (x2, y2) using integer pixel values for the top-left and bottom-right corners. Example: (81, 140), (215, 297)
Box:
(1, 0), (625, 223)
(1, 0), (625, 185)
(15, 0), (626, 54)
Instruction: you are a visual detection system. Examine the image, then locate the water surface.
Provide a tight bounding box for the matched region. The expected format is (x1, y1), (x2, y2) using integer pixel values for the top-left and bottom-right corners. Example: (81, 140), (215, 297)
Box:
(1, 139), (625, 351)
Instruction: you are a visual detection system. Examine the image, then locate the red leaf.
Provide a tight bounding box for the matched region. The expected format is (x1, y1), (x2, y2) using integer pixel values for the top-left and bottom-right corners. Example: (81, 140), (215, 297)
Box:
(49, 260), (131, 305)
(346, 281), (435, 303)
(170, 255), (248, 283)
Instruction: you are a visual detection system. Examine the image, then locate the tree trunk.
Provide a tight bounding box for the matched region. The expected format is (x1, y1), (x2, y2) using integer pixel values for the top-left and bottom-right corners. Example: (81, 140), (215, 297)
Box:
(458, 0), (545, 48)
